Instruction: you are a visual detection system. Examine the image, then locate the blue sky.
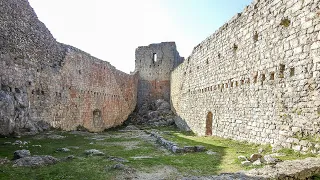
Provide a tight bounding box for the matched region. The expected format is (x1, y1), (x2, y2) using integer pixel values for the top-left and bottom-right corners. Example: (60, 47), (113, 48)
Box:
(29, 0), (252, 73)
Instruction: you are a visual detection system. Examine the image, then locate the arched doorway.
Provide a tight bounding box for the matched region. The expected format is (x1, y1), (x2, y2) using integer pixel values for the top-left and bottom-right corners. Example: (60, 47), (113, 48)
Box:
(206, 112), (213, 136)
(93, 109), (102, 127)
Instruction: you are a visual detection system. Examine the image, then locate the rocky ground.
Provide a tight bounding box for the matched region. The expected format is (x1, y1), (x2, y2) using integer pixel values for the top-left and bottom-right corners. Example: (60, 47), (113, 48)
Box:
(0, 125), (319, 179)
(127, 99), (191, 131)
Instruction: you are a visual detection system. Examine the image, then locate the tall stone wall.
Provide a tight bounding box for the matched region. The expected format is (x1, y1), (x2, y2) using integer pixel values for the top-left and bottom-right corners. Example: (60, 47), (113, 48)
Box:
(0, 0), (137, 135)
(50, 46), (138, 132)
(135, 42), (183, 107)
(171, 0), (320, 151)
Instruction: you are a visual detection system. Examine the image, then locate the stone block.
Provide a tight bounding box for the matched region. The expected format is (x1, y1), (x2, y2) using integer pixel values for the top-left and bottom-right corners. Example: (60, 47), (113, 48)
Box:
(292, 145), (301, 151)
(13, 150), (31, 160)
(249, 154), (262, 162)
(291, 127), (301, 133)
(238, 155), (248, 161)
(194, 145), (206, 152)
(171, 146), (183, 153)
(183, 146), (195, 153)
(299, 140), (309, 146)
(241, 161), (251, 166)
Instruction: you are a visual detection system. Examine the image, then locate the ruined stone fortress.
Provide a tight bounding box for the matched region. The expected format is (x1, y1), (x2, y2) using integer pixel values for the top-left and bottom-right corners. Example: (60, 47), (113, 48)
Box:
(1, 0), (320, 152)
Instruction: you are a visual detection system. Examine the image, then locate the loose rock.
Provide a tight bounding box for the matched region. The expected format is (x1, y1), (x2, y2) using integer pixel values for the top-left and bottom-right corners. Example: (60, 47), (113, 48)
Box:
(47, 135), (66, 139)
(263, 155), (280, 164)
(13, 155), (58, 167)
(252, 159), (262, 166)
(13, 149), (31, 160)
(172, 146), (184, 153)
(12, 140), (23, 145)
(258, 148), (264, 154)
(113, 163), (126, 170)
(238, 155), (248, 161)
(195, 145), (206, 152)
(122, 125), (139, 131)
(249, 154), (262, 162)
(108, 156), (129, 163)
(206, 150), (217, 155)
(56, 148), (70, 152)
(0, 158), (10, 165)
(61, 155), (75, 161)
(84, 149), (105, 156)
(241, 160), (252, 166)
(183, 146), (195, 153)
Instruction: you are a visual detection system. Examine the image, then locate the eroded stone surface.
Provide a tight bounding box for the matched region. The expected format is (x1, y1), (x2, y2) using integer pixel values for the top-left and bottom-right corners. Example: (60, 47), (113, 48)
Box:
(13, 150), (31, 160)
(0, 0), (138, 135)
(182, 158), (320, 179)
(171, 0), (320, 152)
(13, 156), (59, 167)
(84, 149), (105, 156)
(135, 43), (183, 108)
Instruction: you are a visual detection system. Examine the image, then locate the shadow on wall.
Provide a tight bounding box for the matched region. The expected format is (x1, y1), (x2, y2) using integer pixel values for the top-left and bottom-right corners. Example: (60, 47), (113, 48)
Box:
(174, 116), (192, 132)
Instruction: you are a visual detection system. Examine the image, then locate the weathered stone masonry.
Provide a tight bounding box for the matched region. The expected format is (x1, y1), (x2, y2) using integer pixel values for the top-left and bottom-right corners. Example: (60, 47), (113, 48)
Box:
(51, 46), (138, 132)
(135, 42), (183, 108)
(0, 0), (138, 135)
(171, 0), (320, 150)
(1, 0), (320, 154)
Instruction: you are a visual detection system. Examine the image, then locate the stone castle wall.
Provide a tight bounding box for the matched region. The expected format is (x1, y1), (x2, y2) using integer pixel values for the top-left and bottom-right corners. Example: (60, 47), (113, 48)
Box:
(50, 46), (138, 132)
(135, 42), (183, 107)
(0, 0), (137, 135)
(171, 0), (320, 150)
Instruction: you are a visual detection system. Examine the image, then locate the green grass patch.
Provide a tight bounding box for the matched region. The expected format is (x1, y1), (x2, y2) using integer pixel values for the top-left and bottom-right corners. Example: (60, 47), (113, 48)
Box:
(0, 128), (319, 179)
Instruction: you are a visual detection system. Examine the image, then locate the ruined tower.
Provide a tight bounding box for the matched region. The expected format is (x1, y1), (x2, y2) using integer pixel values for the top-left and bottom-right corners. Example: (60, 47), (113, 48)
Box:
(135, 42), (183, 107)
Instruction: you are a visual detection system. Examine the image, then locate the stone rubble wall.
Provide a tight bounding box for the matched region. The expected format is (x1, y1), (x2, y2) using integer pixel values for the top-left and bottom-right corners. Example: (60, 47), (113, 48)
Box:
(171, 0), (320, 151)
(0, 0), (138, 135)
(150, 131), (206, 153)
(49, 46), (138, 132)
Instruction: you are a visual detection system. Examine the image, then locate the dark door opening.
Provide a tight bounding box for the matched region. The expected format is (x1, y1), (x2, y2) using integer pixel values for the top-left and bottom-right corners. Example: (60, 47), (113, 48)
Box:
(206, 112), (213, 136)
(93, 109), (102, 127)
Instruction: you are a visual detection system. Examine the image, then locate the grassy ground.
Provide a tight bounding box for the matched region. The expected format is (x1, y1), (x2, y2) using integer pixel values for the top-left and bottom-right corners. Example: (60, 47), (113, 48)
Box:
(154, 127), (319, 173)
(0, 127), (319, 179)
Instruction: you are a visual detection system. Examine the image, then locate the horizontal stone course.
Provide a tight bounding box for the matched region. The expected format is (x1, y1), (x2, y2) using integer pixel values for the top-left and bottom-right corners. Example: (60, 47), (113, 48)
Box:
(0, 0), (138, 135)
(171, 0), (320, 152)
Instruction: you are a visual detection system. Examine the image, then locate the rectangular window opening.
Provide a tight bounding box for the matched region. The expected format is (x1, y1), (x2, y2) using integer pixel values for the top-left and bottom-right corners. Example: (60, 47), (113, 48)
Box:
(153, 53), (157, 62)
(270, 72), (275, 80)
(279, 64), (285, 78)
(261, 74), (266, 82)
(254, 76), (258, 83)
(290, 67), (295, 77)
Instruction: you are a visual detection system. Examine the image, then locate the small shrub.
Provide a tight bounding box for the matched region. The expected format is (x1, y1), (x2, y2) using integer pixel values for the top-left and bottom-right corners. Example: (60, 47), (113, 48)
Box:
(280, 18), (291, 27)
(233, 44), (238, 51)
